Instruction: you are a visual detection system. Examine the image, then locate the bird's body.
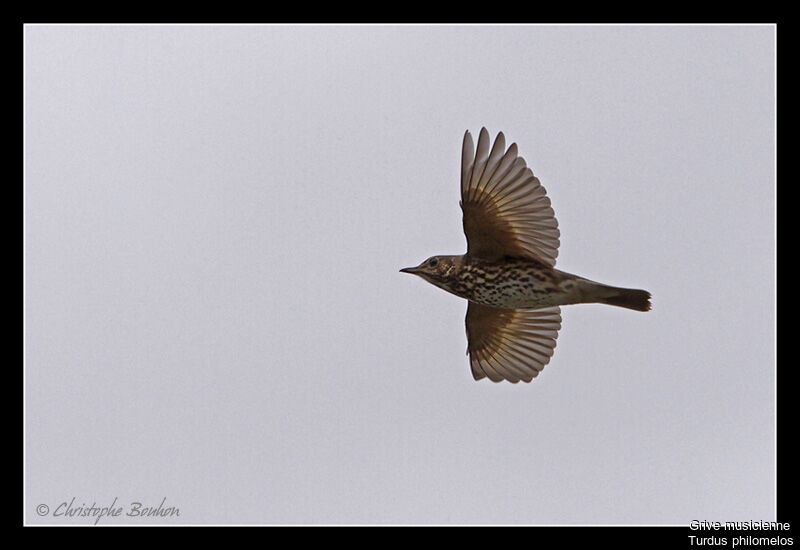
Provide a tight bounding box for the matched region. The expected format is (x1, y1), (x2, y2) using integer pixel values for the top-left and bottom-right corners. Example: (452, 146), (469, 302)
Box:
(452, 256), (574, 308)
(406, 255), (572, 309)
(404, 254), (650, 311)
(401, 128), (651, 383)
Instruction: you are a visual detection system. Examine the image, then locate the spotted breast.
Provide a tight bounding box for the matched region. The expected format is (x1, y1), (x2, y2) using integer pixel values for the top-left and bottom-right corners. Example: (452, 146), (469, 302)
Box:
(454, 257), (584, 309)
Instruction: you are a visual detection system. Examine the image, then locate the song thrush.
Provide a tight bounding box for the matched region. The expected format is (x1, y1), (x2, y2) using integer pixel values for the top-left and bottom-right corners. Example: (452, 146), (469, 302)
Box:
(401, 128), (651, 383)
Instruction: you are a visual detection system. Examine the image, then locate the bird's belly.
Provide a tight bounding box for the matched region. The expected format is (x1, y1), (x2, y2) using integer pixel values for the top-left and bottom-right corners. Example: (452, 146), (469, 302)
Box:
(467, 278), (579, 309)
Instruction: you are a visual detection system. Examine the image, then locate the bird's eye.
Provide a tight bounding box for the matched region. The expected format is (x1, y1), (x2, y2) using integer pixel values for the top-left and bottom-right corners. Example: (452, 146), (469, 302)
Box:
(429, 258), (439, 267)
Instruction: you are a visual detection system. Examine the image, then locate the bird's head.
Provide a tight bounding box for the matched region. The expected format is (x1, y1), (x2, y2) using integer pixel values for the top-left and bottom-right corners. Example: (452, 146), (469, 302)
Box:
(400, 255), (461, 291)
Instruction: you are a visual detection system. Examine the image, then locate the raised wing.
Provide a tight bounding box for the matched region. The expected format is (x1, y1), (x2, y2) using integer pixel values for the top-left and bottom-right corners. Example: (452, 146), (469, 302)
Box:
(465, 303), (561, 383)
(460, 128), (560, 266)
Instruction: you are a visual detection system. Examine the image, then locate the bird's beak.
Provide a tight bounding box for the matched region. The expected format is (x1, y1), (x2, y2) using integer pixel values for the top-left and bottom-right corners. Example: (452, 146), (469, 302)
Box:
(400, 266), (420, 275)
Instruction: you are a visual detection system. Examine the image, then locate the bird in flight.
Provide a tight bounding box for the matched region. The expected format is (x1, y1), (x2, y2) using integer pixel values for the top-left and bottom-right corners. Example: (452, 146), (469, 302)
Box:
(401, 128), (651, 384)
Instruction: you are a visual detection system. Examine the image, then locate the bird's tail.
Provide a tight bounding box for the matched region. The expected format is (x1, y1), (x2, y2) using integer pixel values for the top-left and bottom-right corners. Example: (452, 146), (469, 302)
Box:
(595, 286), (652, 312)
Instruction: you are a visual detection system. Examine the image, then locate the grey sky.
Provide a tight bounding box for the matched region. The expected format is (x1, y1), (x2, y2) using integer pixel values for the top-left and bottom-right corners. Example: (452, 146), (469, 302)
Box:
(25, 25), (775, 524)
